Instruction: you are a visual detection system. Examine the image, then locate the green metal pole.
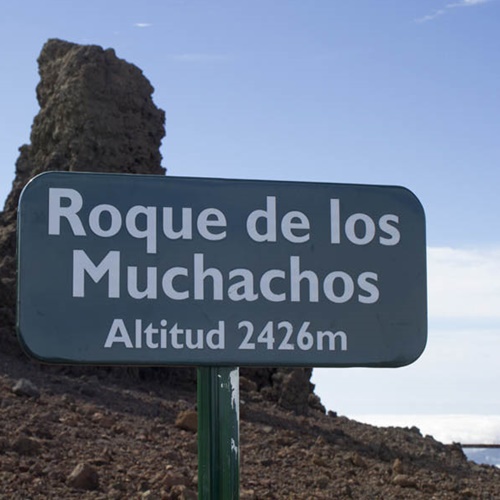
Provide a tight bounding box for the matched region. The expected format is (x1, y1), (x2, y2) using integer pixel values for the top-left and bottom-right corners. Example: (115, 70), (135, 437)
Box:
(197, 366), (240, 500)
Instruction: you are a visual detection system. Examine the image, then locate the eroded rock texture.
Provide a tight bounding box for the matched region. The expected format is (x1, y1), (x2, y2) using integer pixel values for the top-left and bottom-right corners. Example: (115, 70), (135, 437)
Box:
(0, 38), (165, 349)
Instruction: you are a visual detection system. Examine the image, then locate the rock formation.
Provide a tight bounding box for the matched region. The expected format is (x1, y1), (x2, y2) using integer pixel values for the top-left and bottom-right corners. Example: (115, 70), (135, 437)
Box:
(0, 39), (166, 347)
(0, 39), (319, 414)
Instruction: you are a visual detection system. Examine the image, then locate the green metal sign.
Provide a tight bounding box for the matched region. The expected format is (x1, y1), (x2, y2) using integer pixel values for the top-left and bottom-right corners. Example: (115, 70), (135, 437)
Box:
(17, 171), (427, 367)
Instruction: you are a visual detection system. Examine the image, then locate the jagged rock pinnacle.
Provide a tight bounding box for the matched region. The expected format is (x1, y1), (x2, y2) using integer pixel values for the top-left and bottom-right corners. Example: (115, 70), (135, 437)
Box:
(0, 38), (166, 345)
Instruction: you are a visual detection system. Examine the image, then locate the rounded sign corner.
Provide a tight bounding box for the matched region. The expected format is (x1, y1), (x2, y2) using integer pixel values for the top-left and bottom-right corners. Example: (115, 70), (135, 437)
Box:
(16, 327), (48, 364)
(397, 185), (427, 222)
(391, 334), (428, 368)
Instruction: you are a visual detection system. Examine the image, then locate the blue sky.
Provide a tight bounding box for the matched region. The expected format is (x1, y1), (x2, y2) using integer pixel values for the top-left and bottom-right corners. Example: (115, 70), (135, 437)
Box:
(1, 0), (499, 437)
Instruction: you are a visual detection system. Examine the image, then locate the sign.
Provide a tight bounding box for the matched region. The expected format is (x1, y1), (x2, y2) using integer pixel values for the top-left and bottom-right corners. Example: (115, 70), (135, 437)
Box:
(17, 172), (427, 367)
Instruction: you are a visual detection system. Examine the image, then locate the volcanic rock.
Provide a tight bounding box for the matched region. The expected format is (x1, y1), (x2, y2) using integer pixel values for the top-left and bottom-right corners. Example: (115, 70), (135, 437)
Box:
(67, 462), (99, 490)
(175, 410), (198, 433)
(0, 38), (165, 351)
(12, 378), (40, 398)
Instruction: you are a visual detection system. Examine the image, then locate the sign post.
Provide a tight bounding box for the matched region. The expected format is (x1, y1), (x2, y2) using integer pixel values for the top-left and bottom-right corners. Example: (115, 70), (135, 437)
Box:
(198, 367), (239, 499)
(17, 171), (427, 499)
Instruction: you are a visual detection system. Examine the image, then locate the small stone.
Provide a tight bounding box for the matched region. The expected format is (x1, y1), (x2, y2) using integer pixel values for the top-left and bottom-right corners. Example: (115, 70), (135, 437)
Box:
(67, 462), (99, 490)
(312, 455), (329, 467)
(392, 474), (417, 488)
(12, 379), (40, 398)
(11, 436), (41, 455)
(92, 411), (115, 428)
(239, 376), (258, 392)
(459, 488), (474, 498)
(164, 472), (188, 488)
(392, 458), (405, 474)
(175, 410), (198, 433)
(170, 485), (197, 500)
(350, 452), (367, 468)
(315, 475), (330, 489)
(241, 488), (257, 499)
(137, 480), (151, 492)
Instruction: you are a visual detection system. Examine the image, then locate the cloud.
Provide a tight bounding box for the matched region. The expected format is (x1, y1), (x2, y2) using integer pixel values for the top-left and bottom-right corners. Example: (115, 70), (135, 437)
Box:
(428, 246), (500, 320)
(416, 0), (493, 22)
(352, 414), (500, 445)
(134, 23), (152, 28)
(450, 0), (491, 6)
(415, 9), (447, 23)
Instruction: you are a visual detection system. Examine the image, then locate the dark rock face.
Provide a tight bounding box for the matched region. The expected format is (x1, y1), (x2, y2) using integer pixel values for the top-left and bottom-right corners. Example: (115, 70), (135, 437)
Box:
(0, 39), (166, 348)
(0, 39), (319, 414)
(5, 38), (165, 219)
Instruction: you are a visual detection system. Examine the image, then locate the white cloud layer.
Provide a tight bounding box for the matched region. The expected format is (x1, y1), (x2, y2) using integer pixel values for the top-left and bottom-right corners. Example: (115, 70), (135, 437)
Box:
(428, 246), (500, 319)
(353, 414), (500, 445)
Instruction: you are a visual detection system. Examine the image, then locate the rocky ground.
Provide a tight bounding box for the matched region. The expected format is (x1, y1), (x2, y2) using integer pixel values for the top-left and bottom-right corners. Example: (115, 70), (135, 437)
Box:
(1, 348), (500, 499)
